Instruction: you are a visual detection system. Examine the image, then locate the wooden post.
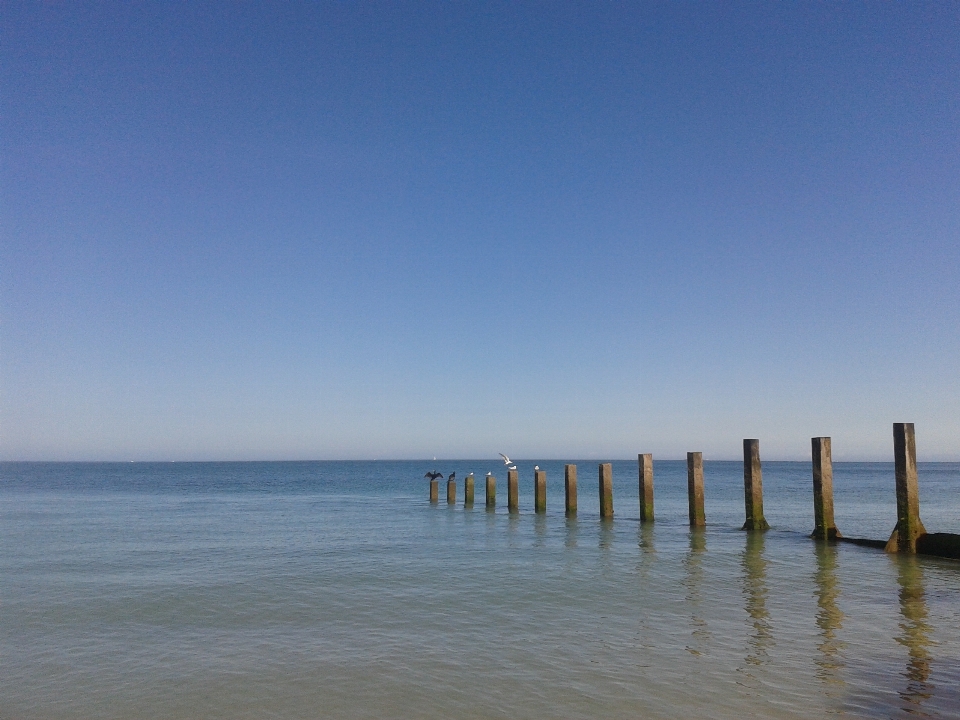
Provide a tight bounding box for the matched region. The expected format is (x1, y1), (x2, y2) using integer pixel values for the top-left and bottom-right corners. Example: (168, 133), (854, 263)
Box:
(507, 469), (519, 513)
(447, 476), (456, 505)
(464, 473), (474, 507)
(742, 439), (770, 531)
(811, 437), (840, 540)
(485, 474), (496, 509)
(534, 468), (546, 513)
(429, 479), (439, 503)
(687, 452), (705, 527)
(564, 464), (577, 515)
(638, 453), (654, 522)
(599, 463), (613, 518)
(886, 423), (927, 553)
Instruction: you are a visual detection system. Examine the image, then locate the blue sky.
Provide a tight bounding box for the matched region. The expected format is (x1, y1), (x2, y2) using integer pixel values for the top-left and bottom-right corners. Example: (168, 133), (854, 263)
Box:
(3, 2), (959, 461)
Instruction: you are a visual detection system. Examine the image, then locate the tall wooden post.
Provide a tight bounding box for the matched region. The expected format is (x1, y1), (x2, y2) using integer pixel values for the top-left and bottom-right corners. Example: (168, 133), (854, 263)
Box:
(429, 479), (439, 503)
(687, 452), (705, 527)
(886, 423), (926, 553)
(811, 437), (840, 540)
(485, 474), (496, 509)
(742, 439), (770, 531)
(564, 464), (577, 515)
(599, 463), (614, 518)
(507, 469), (519, 513)
(638, 453), (654, 522)
(534, 469), (546, 513)
(447, 476), (456, 505)
(464, 473), (475, 507)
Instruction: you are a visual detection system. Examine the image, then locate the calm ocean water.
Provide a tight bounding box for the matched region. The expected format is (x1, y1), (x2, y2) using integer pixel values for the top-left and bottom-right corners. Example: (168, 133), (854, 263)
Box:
(2, 460), (959, 719)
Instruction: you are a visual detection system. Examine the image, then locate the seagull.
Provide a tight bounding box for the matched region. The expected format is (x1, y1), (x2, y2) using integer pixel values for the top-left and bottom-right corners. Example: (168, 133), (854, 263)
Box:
(534, 465), (540, 471)
(425, 471), (443, 481)
(499, 453), (517, 470)
(486, 471), (492, 476)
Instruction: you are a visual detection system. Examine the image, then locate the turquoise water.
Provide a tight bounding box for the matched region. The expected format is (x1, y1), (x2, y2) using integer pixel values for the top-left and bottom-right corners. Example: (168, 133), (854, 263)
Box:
(2, 460), (959, 719)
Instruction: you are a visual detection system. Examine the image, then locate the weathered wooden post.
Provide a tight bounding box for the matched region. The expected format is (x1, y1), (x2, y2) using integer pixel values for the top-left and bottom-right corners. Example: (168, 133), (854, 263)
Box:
(507, 468), (519, 513)
(447, 475), (456, 505)
(564, 464), (577, 515)
(638, 453), (654, 522)
(811, 437), (840, 540)
(742, 439), (770, 531)
(534, 468), (546, 513)
(464, 473), (475, 507)
(885, 423), (927, 553)
(599, 463), (614, 518)
(687, 452), (705, 527)
(485, 474), (496, 509)
(429, 479), (439, 503)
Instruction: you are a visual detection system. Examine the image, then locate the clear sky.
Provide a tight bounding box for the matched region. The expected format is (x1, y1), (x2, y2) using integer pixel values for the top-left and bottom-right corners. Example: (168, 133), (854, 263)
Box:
(2, 2), (959, 461)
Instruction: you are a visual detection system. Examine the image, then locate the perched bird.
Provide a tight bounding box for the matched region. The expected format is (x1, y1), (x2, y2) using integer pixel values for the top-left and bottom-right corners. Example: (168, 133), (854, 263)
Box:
(425, 471), (443, 481)
(534, 465), (540, 471)
(448, 472), (456, 482)
(499, 453), (517, 470)
(486, 472), (492, 476)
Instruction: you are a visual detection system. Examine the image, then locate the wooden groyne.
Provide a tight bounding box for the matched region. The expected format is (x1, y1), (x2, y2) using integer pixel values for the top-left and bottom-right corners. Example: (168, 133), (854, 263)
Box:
(686, 452), (705, 528)
(564, 464), (577, 516)
(427, 423), (959, 561)
(638, 454), (654, 522)
(811, 437), (839, 540)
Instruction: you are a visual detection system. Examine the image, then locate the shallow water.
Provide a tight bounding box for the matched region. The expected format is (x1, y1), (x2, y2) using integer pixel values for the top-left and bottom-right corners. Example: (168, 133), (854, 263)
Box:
(2, 461), (959, 719)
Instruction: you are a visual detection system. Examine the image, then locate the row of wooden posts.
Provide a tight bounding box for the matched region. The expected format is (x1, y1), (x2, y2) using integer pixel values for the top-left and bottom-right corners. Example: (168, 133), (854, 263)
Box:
(430, 423), (955, 557)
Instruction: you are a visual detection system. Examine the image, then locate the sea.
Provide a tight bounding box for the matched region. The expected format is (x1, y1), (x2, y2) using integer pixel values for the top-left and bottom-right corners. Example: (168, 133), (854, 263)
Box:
(2, 460), (959, 719)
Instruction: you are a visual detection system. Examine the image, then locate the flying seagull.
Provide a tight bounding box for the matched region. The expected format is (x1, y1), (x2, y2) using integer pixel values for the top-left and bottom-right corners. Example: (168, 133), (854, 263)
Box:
(499, 453), (517, 470)
(425, 471), (443, 481)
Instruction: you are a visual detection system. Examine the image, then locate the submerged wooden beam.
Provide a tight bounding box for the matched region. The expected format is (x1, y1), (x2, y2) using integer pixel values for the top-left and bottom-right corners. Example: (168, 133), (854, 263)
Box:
(507, 469), (519, 513)
(464, 473), (475, 507)
(485, 474), (496, 509)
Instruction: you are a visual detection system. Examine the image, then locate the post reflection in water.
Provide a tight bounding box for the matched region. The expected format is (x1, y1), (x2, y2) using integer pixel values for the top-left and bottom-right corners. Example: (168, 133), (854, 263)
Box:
(812, 542), (846, 691)
(684, 528), (709, 656)
(740, 532), (773, 671)
(598, 517), (614, 551)
(634, 522), (654, 584)
(505, 506), (520, 548)
(637, 521), (655, 555)
(533, 513), (547, 548)
(564, 516), (577, 550)
(895, 556), (933, 714)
